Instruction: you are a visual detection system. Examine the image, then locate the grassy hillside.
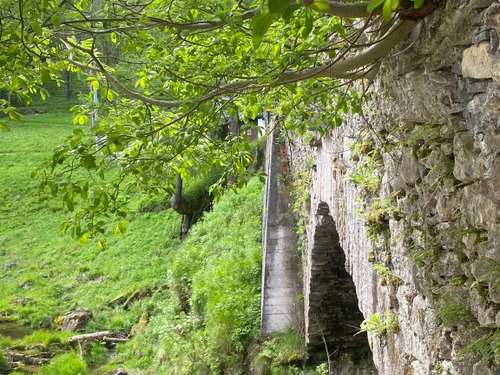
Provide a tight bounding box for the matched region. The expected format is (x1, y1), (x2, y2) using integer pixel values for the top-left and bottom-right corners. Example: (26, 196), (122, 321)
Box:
(0, 110), (273, 374)
(0, 113), (180, 331)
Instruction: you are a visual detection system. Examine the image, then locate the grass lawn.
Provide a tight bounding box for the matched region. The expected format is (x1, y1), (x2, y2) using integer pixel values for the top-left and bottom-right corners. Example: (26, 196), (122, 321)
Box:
(0, 113), (178, 330)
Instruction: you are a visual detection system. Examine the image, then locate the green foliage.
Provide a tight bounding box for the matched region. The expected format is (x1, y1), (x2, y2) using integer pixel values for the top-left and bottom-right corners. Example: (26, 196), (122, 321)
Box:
(402, 124), (442, 149)
(461, 329), (500, 364)
(0, 0), (415, 234)
(252, 327), (307, 375)
(86, 343), (109, 367)
(373, 264), (403, 287)
(357, 312), (399, 338)
(436, 296), (474, 329)
(0, 350), (8, 372)
(117, 178), (264, 374)
(347, 153), (382, 196)
(22, 330), (73, 349)
(349, 130), (376, 162)
(37, 352), (89, 375)
(361, 197), (399, 242)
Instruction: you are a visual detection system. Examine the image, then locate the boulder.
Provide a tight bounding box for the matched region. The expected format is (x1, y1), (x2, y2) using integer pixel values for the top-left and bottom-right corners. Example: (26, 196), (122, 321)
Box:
(62, 310), (92, 332)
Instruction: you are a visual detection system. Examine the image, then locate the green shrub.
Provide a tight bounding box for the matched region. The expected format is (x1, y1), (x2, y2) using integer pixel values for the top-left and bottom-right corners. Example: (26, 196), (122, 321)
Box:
(37, 352), (89, 375)
(436, 296), (474, 329)
(117, 177), (264, 374)
(85, 343), (108, 366)
(253, 327), (306, 375)
(23, 330), (72, 349)
(0, 350), (9, 372)
(461, 329), (500, 363)
(357, 312), (399, 338)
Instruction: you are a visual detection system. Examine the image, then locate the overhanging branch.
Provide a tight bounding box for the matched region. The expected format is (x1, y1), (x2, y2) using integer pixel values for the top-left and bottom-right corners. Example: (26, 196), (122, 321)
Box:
(59, 16), (417, 109)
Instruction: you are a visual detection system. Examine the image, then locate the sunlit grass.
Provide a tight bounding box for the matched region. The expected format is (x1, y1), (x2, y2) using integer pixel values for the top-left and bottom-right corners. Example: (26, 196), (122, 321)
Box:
(0, 113), (179, 331)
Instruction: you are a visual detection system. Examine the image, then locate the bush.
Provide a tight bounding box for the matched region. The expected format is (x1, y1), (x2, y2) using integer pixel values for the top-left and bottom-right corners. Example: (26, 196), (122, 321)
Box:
(0, 350), (9, 372)
(37, 352), (89, 375)
(120, 177), (264, 374)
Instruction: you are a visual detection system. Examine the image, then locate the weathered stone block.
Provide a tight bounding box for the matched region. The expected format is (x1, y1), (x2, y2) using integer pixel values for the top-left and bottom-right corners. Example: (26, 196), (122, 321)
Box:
(401, 149), (421, 186)
(461, 184), (497, 228)
(462, 43), (494, 79)
(470, 287), (497, 327)
(453, 132), (484, 182)
(465, 94), (497, 135)
(473, 27), (490, 44)
(466, 79), (489, 93)
(484, 3), (500, 32)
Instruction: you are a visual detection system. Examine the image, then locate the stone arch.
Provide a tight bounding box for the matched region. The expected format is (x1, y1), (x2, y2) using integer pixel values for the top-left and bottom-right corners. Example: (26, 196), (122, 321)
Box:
(304, 201), (371, 363)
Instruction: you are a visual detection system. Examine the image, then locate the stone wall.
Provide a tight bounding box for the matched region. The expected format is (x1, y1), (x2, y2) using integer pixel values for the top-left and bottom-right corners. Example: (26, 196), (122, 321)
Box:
(261, 126), (302, 335)
(291, 1), (500, 374)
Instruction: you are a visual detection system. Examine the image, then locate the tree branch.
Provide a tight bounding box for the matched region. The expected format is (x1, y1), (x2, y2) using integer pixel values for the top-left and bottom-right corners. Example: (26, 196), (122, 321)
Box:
(304, 0), (377, 18)
(281, 18), (417, 81)
(59, 16), (416, 109)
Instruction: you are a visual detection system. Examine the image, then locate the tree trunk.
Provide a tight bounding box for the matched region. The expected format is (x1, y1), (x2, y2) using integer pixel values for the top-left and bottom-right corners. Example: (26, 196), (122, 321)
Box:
(62, 70), (71, 99)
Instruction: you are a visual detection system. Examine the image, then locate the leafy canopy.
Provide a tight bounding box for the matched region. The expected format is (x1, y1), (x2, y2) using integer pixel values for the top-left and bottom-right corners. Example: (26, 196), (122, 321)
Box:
(0, 0), (431, 241)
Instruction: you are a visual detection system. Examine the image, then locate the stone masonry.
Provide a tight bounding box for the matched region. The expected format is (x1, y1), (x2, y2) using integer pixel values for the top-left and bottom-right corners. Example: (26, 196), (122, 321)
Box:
(289, 1), (500, 374)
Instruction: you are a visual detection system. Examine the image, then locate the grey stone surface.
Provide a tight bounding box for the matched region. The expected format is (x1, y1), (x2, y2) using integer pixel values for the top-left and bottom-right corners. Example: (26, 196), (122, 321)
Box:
(462, 43), (494, 79)
(261, 125), (302, 335)
(62, 310), (92, 332)
(277, 1), (500, 374)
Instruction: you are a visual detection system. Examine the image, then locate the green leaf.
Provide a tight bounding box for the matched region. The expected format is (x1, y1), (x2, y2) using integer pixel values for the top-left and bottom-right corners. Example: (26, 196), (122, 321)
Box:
(115, 219), (128, 234)
(83, 154), (96, 169)
(367, 0), (384, 12)
(51, 15), (61, 28)
(382, 0), (392, 21)
(79, 232), (88, 246)
(31, 22), (43, 36)
(333, 23), (345, 37)
(0, 55), (7, 67)
(91, 80), (99, 90)
(0, 121), (10, 132)
(97, 239), (106, 251)
(251, 12), (274, 49)
(9, 111), (21, 121)
(282, 3), (301, 23)
(40, 88), (49, 100)
(391, 0), (399, 10)
(414, 0), (424, 8)
(100, 88), (114, 101)
(64, 192), (74, 212)
(268, 0), (288, 15)
(40, 68), (51, 84)
(309, 1), (330, 12)
(301, 10), (313, 38)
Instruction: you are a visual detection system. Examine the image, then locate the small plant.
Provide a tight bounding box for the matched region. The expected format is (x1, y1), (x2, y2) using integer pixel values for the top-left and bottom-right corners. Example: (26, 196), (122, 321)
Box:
(361, 197), (400, 242)
(402, 124), (441, 149)
(346, 158), (381, 195)
(252, 327), (306, 375)
(348, 129), (375, 162)
(460, 329), (500, 363)
(356, 312), (399, 338)
(0, 350), (9, 373)
(373, 264), (403, 287)
(436, 296), (474, 329)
